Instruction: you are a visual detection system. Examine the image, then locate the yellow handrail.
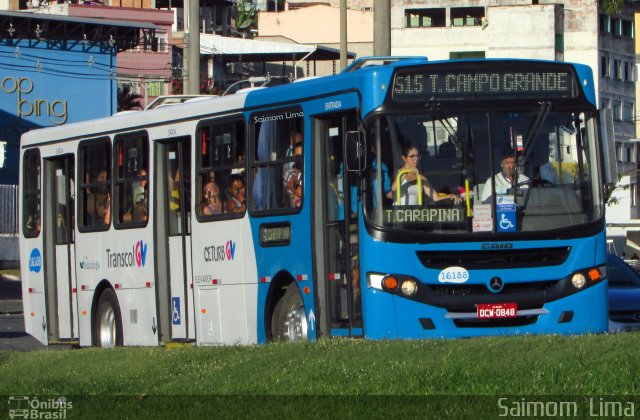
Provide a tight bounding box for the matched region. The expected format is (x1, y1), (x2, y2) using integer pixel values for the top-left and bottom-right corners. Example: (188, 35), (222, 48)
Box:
(395, 169), (422, 205)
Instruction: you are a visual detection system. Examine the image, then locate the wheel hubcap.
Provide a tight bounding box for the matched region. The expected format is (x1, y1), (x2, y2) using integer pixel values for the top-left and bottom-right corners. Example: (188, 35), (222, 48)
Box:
(98, 306), (116, 348)
(284, 305), (308, 341)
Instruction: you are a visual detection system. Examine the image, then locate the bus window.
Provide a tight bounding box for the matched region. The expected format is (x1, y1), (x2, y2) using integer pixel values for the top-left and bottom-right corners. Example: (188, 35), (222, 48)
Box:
(196, 119), (246, 220)
(22, 149), (41, 237)
(250, 109), (304, 212)
(78, 139), (111, 230)
(114, 134), (149, 227)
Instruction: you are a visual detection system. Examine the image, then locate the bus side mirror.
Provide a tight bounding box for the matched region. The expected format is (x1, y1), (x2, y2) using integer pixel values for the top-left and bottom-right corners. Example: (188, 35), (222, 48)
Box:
(600, 108), (618, 188)
(345, 130), (365, 173)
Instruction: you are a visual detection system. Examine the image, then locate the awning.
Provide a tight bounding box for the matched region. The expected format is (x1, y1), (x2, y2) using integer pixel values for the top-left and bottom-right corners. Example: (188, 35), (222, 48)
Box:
(0, 10), (156, 52)
(199, 34), (354, 62)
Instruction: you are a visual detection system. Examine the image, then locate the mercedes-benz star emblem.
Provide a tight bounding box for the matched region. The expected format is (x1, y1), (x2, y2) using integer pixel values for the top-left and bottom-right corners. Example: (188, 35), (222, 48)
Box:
(488, 276), (504, 293)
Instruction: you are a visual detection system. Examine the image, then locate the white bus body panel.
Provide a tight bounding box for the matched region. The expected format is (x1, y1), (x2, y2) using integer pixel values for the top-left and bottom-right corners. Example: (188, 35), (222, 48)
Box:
(168, 235), (195, 339)
(192, 215), (258, 345)
(75, 228), (159, 346)
(54, 244), (77, 339)
(20, 239), (48, 345)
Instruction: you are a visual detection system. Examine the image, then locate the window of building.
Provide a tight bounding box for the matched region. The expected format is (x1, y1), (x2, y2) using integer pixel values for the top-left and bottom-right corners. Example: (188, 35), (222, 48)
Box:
(149, 32), (167, 53)
(405, 8), (445, 28)
(601, 55), (610, 77)
(555, 34), (564, 54)
(250, 108), (304, 213)
(450, 7), (484, 27)
(601, 97), (610, 110)
(449, 51), (485, 59)
(196, 118), (246, 220)
(613, 18), (622, 36)
(614, 59), (622, 80)
(623, 61), (634, 81)
(22, 149), (41, 238)
(622, 19), (633, 37)
(624, 103), (634, 122)
(613, 101), (622, 121)
(600, 14), (611, 33)
(113, 133), (149, 227)
(78, 139), (111, 230)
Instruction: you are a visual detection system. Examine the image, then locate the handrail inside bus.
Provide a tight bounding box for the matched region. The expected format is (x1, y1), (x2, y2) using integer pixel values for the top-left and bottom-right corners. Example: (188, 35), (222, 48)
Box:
(342, 56), (429, 73)
(395, 169), (422, 206)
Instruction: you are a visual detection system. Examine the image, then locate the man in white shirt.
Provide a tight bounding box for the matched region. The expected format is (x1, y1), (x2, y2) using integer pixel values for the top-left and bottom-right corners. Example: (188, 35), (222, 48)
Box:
(481, 152), (529, 203)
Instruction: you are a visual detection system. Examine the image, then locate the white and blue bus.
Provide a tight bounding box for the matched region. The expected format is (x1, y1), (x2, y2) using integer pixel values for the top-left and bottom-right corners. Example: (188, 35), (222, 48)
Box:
(20, 57), (611, 347)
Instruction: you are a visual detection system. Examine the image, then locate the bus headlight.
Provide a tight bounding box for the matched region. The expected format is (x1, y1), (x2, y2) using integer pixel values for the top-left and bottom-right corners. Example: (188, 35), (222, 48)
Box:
(401, 280), (418, 296)
(571, 273), (586, 289)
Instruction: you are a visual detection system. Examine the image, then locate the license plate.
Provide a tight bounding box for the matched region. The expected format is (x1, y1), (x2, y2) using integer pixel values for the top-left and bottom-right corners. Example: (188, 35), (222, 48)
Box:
(477, 302), (517, 319)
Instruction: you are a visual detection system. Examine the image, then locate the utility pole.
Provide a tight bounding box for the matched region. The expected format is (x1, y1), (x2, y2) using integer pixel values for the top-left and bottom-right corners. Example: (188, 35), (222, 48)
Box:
(340, 0), (347, 70)
(373, 0), (391, 56)
(186, 0), (201, 94)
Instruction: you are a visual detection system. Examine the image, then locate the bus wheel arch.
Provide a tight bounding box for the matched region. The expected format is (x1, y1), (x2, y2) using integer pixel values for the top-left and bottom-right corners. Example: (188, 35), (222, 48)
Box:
(267, 272), (307, 343)
(91, 281), (123, 348)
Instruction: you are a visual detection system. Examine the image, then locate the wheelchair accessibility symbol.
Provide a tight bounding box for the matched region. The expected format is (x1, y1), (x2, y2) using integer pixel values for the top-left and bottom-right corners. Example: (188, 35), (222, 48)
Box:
(172, 297), (181, 325)
(498, 212), (516, 232)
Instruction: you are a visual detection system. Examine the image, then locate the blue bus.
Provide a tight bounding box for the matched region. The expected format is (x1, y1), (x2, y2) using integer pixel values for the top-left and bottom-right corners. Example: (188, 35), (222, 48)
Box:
(20, 57), (610, 347)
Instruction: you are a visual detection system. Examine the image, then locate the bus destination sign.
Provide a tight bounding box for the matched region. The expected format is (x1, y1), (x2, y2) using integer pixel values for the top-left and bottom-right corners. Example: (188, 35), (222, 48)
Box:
(392, 67), (576, 101)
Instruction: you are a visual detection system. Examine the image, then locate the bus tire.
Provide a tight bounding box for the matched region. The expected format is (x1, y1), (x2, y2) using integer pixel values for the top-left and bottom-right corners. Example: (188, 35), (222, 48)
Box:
(271, 283), (308, 342)
(93, 288), (123, 348)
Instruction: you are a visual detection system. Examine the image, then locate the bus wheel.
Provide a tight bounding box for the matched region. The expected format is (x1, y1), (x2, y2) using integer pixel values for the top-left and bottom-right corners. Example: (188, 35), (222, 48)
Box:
(93, 288), (123, 348)
(271, 283), (308, 342)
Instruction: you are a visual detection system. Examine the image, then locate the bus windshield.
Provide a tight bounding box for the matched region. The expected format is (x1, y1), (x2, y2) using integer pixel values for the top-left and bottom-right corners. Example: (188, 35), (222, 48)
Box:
(365, 108), (604, 235)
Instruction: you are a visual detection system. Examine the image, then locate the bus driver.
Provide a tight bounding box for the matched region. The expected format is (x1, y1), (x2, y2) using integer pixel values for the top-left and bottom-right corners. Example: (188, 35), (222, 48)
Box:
(480, 151), (530, 203)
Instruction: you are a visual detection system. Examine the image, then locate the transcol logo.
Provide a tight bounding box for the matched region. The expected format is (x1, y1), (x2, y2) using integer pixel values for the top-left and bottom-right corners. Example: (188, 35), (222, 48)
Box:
(106, 240), (148, 268)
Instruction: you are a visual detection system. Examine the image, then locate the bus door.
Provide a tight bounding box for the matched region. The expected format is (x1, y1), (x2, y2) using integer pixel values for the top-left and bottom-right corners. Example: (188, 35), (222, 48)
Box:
(42, 155), (77, 341)
(154, 138), (194, 342)
(314, 113), (363, 337)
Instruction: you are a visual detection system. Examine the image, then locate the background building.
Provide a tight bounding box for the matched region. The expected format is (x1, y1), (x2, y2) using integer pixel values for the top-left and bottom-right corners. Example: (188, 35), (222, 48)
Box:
(0, 10), (152, 264)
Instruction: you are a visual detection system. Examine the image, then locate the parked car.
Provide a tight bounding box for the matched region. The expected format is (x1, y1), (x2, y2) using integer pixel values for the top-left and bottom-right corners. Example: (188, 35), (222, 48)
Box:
(608, 252), (640, 332)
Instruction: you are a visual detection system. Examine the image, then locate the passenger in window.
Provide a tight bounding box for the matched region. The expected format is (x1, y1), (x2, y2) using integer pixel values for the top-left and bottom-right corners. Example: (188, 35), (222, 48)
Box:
(169, 168), (181, 212)
(123, 169), (148, 223)
(225, 175), (246, 213)
(95, 192), (111, 225)
(132, 201), (148, 223)
(201, 180), (223, 215)
(286, 132), (303, 158)
(87, 169), (110, 225)
(391, 144), (461, 205)
(284, 142), (303, 207)
(133, 168), (148, 205)
(27, 215), (41, 233)
(282, 132), (302, 179)
(480, 150), (530, 203)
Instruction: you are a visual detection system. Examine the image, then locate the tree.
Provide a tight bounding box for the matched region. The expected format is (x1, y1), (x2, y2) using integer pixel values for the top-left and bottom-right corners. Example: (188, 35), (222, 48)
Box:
(234, 0), (257, 35)
(601, 0), (624, 15)
(117, 84), (143, 112)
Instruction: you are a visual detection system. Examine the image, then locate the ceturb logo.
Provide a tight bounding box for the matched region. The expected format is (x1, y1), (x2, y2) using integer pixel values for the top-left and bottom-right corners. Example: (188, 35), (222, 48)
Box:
(204, 240), (236, 262)
(106, 241), (148, 268)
